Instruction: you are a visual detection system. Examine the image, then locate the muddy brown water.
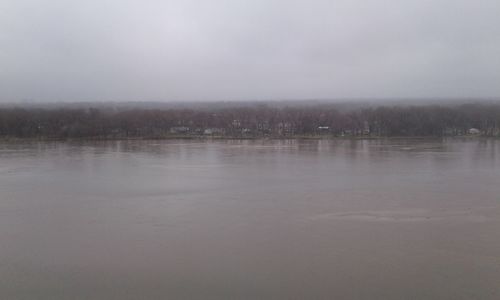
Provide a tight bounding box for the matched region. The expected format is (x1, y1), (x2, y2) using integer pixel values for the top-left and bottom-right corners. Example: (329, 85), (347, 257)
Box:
(0, 139), (499, 299)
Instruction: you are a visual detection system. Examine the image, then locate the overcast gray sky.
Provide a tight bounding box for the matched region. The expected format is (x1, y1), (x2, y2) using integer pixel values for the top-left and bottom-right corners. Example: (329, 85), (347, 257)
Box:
(0, 0), (499, 102)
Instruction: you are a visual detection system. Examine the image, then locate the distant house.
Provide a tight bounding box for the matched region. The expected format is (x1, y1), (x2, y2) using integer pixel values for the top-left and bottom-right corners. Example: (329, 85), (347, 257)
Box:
(342, 129), (353, 136)
(363, 121), (370, 135)
(232, 119), (241, 128)
(257, 121), (270, 132)
(170, 126), (190, 134)
(277, 122), (294, 135)
(203, 128), (214, 135)
(204, 128), (224, 135)
(317, 126), (330, 134)
(468, 128), (480, 135)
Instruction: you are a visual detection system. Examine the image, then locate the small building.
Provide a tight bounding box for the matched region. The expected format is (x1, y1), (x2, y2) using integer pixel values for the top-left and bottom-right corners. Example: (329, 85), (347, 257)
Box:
(363, 121), (370, 135)
(204, 128), (224, 135)
(232, 119), (241, 128)
(257, 121), (270, 131)
(468, 128), (480, 135)
(277, 122), (295, 135)
(170, 126), (190, 134)
(317, 126), (330, 134)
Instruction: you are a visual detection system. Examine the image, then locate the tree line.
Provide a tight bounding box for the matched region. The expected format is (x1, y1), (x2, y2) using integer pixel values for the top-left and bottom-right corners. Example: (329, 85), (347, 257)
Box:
(0, 103), (499, 139)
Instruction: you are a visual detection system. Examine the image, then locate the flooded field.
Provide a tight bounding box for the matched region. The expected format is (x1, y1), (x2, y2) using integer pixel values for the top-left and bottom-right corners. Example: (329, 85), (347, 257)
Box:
(0, 139), (499, 299)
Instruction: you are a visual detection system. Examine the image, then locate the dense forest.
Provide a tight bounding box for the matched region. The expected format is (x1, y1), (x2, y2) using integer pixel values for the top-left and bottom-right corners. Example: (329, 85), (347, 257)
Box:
(1, 103), (500, 139)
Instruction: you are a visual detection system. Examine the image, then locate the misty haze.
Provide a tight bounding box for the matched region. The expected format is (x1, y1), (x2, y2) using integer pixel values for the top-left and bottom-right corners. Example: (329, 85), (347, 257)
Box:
(1, 0), (500, 299)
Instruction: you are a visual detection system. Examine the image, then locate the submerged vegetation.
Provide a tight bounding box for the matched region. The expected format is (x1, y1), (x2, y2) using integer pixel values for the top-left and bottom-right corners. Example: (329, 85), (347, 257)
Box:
(1, 102), (500, 139)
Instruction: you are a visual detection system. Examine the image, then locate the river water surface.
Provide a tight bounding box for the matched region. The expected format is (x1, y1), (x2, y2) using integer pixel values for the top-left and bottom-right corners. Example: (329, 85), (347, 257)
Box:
(0, 139), (499, 299)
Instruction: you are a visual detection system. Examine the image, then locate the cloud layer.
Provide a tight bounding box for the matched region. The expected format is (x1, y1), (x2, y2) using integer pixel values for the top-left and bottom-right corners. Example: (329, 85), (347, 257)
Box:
(1, 0), (499, 101)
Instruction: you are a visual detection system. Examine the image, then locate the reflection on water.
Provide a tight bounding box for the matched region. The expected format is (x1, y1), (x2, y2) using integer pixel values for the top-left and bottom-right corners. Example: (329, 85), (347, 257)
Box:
(0, 139), (499, 299)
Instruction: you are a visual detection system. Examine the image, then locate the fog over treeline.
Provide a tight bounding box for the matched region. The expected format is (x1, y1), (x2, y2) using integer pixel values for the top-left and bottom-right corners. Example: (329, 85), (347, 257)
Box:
(1, 101), (500, 139)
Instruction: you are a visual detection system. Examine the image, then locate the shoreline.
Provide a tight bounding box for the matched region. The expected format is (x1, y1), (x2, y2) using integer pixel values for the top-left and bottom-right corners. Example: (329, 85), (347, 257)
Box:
(0, 135), (495, 143)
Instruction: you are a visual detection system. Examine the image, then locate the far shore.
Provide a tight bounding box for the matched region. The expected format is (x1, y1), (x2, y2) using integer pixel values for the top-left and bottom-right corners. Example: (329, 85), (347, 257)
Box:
(0, 134), (495, 143)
